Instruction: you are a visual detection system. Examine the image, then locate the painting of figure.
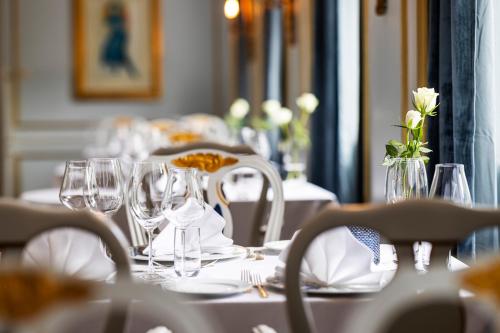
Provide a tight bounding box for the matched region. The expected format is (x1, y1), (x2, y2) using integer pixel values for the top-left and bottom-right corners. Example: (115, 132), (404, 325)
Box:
(74, 0), (161, 99)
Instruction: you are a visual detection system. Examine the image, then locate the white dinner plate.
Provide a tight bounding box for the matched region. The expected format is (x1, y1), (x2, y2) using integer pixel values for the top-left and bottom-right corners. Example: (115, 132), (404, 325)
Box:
(131, 245), (247, 263)
(265, 276), (382, 295)
(163, 278), (252, 298)
(264, 240), (290, 252)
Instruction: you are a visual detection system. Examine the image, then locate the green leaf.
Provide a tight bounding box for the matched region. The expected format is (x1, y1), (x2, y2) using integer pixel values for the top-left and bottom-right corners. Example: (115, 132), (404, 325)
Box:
(385, 144), (399, 157)
(421, 156), (430, 164)
(419, 146), (432, 153)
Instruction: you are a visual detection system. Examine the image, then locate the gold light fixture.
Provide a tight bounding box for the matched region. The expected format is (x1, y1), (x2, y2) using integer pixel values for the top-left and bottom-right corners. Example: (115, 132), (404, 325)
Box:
(224, 0), (240, 19)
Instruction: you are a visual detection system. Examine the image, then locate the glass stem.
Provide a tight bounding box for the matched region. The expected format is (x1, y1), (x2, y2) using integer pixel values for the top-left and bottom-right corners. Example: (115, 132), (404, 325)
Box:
(147, 229), (154, 275)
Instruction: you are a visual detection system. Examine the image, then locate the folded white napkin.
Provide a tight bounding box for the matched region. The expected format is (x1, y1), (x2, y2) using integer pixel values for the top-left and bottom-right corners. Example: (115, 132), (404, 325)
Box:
(148, 204), (233, 256)
(275, 227), (379, 287)
(22, 229), (115, 281)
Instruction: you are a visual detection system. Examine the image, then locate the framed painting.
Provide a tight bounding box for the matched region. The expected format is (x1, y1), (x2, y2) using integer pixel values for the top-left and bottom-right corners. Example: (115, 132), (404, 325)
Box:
(73, 0), (162, 100)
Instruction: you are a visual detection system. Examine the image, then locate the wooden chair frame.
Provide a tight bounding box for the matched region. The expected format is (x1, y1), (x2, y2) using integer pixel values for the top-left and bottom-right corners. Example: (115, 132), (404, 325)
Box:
(285, 200), (500, 333)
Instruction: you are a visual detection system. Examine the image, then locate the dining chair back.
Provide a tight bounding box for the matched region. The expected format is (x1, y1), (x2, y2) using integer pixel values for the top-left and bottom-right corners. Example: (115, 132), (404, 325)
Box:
(20, 279), (220, 333)
(343, 268), (498, 333)
(150, 142), (285, 243)
(0, 199), (131, 280)
(284, 200), (500, 333)
(180, 113), (231, 143)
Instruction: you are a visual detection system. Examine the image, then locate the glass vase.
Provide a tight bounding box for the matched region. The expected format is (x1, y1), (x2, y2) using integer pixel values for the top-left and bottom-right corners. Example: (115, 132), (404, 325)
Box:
(385, 157), (429, 270)
(385, 157), (428, 203)
(283, 144), (308, 181)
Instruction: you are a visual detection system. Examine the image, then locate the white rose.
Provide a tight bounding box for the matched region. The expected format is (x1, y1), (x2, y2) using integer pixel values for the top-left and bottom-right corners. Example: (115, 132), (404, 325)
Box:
(412, 87), (439, 113)
(262, 99), (281, 115)
(405, 110), (422, 129)
(229, 98), (250, 119)
(269, 107), (293, 126)
(296, 93), (319, 113)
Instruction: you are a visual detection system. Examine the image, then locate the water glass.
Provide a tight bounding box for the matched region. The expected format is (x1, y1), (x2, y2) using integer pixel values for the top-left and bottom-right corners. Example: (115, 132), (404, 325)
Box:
(84, 158), (124, 216)
(174, 226), (201, 277)
(429, 163), (472, 206)
(59, 160), (87, 211)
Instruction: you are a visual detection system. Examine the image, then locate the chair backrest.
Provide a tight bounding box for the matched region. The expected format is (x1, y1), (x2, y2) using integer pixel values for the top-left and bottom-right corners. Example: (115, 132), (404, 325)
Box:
(284, 200), (500, 333)
(343, 268), (499, 333)
(150, 143), (285, 243)
(180, 113), (230, 143)
(0, 199), (131, 280)
(20, 280), (220, 333)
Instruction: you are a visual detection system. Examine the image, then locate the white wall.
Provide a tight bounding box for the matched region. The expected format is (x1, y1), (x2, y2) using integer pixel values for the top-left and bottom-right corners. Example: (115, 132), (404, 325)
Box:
(1, 0), (226, 195)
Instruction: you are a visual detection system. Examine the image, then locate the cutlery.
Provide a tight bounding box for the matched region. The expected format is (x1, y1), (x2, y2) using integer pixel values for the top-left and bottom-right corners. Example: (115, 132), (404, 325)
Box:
(251, 272), (269, 298)
(241, 269), (268, 298)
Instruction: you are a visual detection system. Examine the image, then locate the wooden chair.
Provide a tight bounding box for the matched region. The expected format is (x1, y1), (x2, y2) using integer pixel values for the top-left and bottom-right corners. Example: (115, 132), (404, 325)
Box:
(343, 268), (498, 333)
(284, 200), (500, 333)
(0, 199), (131, 280)
(150, 142), (285, 244)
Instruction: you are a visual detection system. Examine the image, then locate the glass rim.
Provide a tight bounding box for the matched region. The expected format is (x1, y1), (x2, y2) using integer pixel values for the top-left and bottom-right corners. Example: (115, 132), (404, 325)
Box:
(88, 157), (119, 162)
(169, 167), (198, 173)
(435, 163), (465, 168)
(66, 160), (87, 164)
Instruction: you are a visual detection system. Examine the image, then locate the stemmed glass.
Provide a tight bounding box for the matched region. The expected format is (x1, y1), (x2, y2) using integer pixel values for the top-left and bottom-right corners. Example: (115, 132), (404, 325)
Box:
(430, 163), (473, 262)
(59, 160), (88, 211)
(84, 158), (124, 216)
(129, 160), (169, 281)
(162, 168), (206, 277)
(429, 163), (472, 206)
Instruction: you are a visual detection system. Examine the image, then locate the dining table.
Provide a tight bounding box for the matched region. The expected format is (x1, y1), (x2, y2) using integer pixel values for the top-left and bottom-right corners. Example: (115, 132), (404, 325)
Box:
(127, 246), (488, 333)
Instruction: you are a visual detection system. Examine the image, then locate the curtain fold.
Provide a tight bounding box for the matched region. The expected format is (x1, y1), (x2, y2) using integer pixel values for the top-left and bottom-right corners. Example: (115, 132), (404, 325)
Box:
(311, 0), (362, 203)
(428, 0), (498, 258)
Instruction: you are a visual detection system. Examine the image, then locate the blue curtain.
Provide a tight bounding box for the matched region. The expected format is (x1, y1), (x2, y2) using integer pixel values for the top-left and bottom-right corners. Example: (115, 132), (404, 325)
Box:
(311, 0), (362, 203)
(428, 0), (498, 258)
(264, 5), (284, 166)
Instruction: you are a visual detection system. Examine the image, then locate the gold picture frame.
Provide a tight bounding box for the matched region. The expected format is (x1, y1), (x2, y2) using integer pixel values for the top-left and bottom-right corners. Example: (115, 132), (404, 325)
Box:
(73, 0), (162, 100)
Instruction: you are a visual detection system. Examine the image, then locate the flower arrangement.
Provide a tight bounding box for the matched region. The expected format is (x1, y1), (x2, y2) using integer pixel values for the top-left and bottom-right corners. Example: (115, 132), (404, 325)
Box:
(383, 87), (439, 165)
(225, 98), (250, 134)
(263, 93), (319, 153)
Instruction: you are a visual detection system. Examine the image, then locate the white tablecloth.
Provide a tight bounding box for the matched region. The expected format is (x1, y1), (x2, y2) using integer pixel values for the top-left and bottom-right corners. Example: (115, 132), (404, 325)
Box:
(129, 247), (479, 333)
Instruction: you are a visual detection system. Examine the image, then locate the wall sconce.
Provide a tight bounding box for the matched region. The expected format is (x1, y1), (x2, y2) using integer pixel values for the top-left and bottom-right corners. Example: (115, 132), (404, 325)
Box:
(224, 0), (240, 19)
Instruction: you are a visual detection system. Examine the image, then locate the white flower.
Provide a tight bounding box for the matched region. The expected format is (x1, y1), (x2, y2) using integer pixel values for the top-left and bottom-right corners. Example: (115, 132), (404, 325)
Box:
(412, 87), (439, 113)
(269, 107), (293, 126)
(229, 98), (250, 119)
(262, 99), (281, 115)
(296, 93), (319, 113)
(405, 110), (422, 129)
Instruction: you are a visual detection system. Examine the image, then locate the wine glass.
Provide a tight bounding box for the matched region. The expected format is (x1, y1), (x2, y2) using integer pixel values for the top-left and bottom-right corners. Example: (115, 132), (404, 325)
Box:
(59, 160), (87, 210)
(162, 168), (206, 277)
(84, 158), (124, 216)
(429, 163), (472, 206)
(129, 160), (169, 281)
(430, 163), (473, 262)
